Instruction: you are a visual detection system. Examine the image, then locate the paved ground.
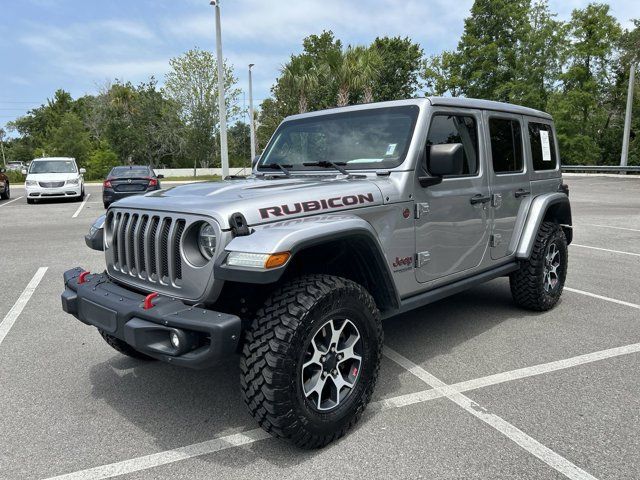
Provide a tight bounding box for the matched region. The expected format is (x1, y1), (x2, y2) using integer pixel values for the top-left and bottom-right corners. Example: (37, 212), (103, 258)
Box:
(1, 175), (639, 480)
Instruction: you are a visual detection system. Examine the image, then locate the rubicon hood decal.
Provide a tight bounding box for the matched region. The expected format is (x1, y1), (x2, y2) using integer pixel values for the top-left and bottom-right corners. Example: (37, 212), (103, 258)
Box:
(259, 193), (375, 219)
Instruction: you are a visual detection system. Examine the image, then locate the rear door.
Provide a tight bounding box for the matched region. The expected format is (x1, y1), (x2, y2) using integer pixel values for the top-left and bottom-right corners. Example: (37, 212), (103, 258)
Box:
(484, 113), (531, 260)
(414, 107), (491, 284)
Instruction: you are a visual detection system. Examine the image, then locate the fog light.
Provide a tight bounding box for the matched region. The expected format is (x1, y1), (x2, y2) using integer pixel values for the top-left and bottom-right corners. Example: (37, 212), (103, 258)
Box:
(169, 331), (180, 349)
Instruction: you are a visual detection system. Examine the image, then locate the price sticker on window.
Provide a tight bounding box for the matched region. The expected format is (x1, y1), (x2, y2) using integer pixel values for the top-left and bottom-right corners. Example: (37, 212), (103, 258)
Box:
(540, 130), (552, 162)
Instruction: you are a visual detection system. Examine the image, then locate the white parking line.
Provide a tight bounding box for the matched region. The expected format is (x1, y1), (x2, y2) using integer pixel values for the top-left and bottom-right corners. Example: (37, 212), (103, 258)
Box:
(565, 287), (640, 310)
(571, 244), (640, 257)
(0, 267), (48, 347)
(0, 195), (24, 208)
(584, 224), (640, 233)
(384, 347), (598, 480)
(72, 193), (91, 218)
(45, 336), (640, 480)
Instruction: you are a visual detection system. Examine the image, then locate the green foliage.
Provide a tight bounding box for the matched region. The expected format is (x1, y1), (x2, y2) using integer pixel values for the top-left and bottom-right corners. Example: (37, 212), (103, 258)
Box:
(370, 36), (423, 102)
(85, 147), (119, 180)
(228, 122), (251, 167)
(4, 170), (24, 183)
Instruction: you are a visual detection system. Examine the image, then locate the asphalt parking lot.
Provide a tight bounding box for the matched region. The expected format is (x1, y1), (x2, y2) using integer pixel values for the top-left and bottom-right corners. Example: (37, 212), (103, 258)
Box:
(1, 175), (639, 480)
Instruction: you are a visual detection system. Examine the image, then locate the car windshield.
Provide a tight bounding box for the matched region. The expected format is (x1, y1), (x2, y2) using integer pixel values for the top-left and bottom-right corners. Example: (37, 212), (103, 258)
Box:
(109, 167), (151, 178)
(29, 160), (77, 174)
(258, 105), (419, 171)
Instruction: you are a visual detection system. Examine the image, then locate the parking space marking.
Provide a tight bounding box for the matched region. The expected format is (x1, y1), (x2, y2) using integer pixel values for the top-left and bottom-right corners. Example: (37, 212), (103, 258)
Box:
(72, 193), (91, 218)
(384, 347), (598, 480)
(565, 287), (640, 310)
(46, 429), (271, 480)
(570, 244), (640, 257)
(0, 195), (24, 208)
(583, 224), (640, 233)
(44, 337), (640, 480)
(0, 267), (48, 347)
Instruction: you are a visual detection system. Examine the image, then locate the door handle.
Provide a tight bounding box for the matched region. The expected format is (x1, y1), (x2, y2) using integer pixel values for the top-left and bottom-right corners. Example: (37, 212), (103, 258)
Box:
(514, 189), (531, 198)
(470, 194), (491, 205)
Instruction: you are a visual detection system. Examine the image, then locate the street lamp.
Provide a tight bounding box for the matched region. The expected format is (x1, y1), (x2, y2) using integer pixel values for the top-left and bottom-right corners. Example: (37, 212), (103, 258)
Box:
(210, 0), (229, 178)
(248, 63), (256, 163)
(620, 63), (636, 169)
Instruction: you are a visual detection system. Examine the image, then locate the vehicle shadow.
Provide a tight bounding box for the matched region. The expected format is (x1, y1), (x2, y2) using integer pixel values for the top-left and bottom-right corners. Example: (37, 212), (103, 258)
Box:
(88, 277), (551, 467)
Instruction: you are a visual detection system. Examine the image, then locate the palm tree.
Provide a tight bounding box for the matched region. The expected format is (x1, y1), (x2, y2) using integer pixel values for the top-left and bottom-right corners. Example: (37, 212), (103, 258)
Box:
(325, 47), (361, 107)
(354, 46), (382, 103)
(281, 56), (319, 114)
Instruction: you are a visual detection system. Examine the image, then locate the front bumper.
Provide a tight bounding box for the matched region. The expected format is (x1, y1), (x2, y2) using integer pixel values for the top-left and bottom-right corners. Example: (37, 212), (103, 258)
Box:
(27, 184), (81, 198)
(61, 268), (241, 369)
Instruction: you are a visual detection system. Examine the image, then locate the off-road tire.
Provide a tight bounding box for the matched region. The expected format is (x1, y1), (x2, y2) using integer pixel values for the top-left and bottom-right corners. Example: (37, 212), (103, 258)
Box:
(98, 329), (156, 361)
(0, 181), (9, 200)
(510, 221), (568, 311)
(240, 275), (383, 449)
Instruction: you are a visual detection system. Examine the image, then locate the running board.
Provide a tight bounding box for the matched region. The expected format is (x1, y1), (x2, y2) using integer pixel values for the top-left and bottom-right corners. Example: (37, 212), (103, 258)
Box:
(384, 262), (519, 319)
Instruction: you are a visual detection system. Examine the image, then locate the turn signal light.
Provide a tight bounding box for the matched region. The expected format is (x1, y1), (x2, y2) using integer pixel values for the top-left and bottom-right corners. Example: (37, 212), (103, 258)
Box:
(265, 252), (291, 269)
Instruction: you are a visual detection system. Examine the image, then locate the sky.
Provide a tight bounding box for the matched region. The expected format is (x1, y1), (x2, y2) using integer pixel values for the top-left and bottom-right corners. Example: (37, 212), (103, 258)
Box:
(1, 0), (638, 133)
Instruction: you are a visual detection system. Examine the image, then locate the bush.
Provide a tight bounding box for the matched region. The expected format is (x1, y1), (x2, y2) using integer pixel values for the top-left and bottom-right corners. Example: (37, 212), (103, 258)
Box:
(86, 148), (119, 180)
(3, 170), (24, 183)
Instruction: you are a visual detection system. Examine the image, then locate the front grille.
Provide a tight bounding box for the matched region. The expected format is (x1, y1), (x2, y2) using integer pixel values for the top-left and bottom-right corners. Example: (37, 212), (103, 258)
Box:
(39, 181), (65, 188)
(108, 211), (186, 286)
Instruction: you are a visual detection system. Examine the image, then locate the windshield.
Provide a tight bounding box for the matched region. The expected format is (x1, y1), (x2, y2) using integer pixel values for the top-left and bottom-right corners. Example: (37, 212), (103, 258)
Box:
(258, 105), (419, 171)
(109, 166), (152, 178)
(29, 160), (77, 174)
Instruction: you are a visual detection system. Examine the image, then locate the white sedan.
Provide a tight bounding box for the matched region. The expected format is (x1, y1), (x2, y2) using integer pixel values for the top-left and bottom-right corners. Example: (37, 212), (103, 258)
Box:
(24, 157), (86, 204)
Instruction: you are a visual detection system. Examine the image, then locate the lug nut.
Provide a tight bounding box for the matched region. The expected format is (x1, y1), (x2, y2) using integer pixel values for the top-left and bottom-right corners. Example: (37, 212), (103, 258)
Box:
(337, 354), (343, 360)
(330, 346), (336, 352)
(321, 356), (326, 363)
(332, 369), (338, 376)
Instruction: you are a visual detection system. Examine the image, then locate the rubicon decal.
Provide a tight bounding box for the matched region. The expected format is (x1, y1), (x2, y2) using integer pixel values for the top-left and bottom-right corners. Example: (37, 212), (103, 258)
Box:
(259, 193), (375, 219)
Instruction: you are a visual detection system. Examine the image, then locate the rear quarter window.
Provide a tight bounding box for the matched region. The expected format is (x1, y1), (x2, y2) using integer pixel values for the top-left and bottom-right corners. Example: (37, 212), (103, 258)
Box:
(528, 122), (557, 170)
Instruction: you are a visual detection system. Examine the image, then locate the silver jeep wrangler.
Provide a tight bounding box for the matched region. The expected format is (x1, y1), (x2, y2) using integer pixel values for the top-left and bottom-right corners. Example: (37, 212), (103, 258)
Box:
(62, 97), (571, 448)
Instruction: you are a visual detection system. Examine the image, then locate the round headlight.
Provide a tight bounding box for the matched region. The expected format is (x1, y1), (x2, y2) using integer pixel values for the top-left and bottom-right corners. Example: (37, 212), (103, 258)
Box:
(198, 223), (217, 260)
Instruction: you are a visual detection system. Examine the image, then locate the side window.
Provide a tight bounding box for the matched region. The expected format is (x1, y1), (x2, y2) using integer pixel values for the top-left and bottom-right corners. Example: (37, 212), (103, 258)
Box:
(489, 118), (523, 174)
(528, 122), (557, 170)
(425, 114), (478, 176)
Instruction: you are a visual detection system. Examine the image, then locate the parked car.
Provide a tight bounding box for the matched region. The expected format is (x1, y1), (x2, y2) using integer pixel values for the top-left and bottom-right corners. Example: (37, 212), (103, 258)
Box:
(0, 167), (10, 200)
(62, 97), (572, 449)
(102, 165), (163, 209)
(6, 161), (25, 172)
(24, 157), (85, 203)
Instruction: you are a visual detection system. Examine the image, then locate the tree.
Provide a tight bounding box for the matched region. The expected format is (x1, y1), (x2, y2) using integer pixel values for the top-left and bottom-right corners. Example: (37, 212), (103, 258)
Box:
(281, 56), (321, 113)
(164, 48), (241, 167)
(45, 111), (92, 165)
(228, 121), (251, 167)
(85, 146), (119, 180)
(371, 36), (423, 101)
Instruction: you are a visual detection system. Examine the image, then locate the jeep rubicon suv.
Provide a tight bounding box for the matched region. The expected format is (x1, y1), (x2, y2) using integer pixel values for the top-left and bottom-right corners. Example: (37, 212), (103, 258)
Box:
(62, 98), (571, 448)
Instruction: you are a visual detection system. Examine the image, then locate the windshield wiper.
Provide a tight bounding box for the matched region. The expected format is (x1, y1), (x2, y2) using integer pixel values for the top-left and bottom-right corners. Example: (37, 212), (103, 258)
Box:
(303, 161), (350, 176)
(260, 163), (292, 176)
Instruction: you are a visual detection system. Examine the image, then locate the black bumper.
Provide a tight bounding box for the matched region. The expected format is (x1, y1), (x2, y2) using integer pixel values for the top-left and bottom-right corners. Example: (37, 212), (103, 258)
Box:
(61, 268), (241, 369)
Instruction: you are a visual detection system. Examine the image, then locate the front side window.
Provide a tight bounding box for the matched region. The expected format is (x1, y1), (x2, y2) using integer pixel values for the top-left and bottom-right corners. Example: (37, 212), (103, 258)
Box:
(425, 114), (478, 176)
(528, 122), (557, 170)
(258, 106), (419, 171)
(29, 160), (77, 174)
(489, 118), (523, 174)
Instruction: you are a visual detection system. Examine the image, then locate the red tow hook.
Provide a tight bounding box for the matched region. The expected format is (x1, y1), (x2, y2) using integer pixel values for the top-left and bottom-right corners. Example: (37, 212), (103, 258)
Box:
(78, 271), (91, 284)
(143, 292), (159, 310)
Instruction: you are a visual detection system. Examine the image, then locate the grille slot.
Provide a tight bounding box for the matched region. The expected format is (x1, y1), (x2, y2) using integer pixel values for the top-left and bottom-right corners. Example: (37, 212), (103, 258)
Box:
(109, 211), (185, 287)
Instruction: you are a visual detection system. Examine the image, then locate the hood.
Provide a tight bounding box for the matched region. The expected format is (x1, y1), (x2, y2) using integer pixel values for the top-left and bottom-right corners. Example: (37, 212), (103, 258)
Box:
(26, 172), (80, 181)
(113, 176), (385, 229)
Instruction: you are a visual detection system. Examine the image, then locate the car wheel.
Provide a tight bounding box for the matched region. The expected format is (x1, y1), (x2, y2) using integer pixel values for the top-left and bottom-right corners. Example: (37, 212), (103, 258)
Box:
(510, 221), (568, 311)
(240, 274), (383, 449)
(0, 181), (9, 200)
(77, 188), (85, 201)
(98, 329), (157, 360)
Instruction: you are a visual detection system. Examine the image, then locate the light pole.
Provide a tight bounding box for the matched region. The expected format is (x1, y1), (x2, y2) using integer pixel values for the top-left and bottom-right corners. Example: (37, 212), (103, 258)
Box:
(210, 0), (229, 178)
(0, 128), (6, 168)
(248, 63), (256, 163)
(620, 62), (636, 169)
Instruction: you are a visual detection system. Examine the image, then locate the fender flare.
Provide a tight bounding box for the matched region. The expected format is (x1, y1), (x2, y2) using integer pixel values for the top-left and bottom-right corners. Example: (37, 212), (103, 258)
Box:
(516, 193), (572, 259)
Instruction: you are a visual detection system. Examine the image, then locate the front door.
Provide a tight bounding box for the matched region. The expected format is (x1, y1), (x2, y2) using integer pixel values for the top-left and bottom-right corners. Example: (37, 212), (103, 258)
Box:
(484, 113), (531, 260)
(414, 108), (491, 284)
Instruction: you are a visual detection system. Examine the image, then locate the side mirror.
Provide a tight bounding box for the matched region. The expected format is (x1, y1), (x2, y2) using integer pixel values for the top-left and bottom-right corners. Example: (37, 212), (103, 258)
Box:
(418, 143), (464, 187)
(157, 174), (164, 179)
(21, 169), (28, 175)
(252, 155), (261, 168)
(79, 168), (86, 174)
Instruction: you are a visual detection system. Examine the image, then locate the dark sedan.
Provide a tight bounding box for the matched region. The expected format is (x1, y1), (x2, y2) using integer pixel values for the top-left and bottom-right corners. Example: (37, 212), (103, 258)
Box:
(103, 166), (163, 209)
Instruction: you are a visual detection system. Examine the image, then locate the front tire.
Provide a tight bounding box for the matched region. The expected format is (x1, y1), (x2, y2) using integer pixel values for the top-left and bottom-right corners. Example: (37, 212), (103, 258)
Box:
(510, 221), (568, 311)
(240, 275), (383, 449)
(98, 329), (156, 361)
(0, 181), (9, 200)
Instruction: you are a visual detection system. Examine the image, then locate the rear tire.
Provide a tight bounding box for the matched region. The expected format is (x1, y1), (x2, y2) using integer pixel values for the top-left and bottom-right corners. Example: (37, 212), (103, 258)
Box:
(510, 221), (568, 311)
(98, 329), (157, 361)
(240, 275), (383, 449)
(0, 181), (9, 200)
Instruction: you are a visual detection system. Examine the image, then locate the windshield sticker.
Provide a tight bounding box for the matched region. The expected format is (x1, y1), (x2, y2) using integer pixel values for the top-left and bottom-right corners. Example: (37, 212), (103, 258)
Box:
(539, 130), (552, 161)
(385, 143), (397, 156)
